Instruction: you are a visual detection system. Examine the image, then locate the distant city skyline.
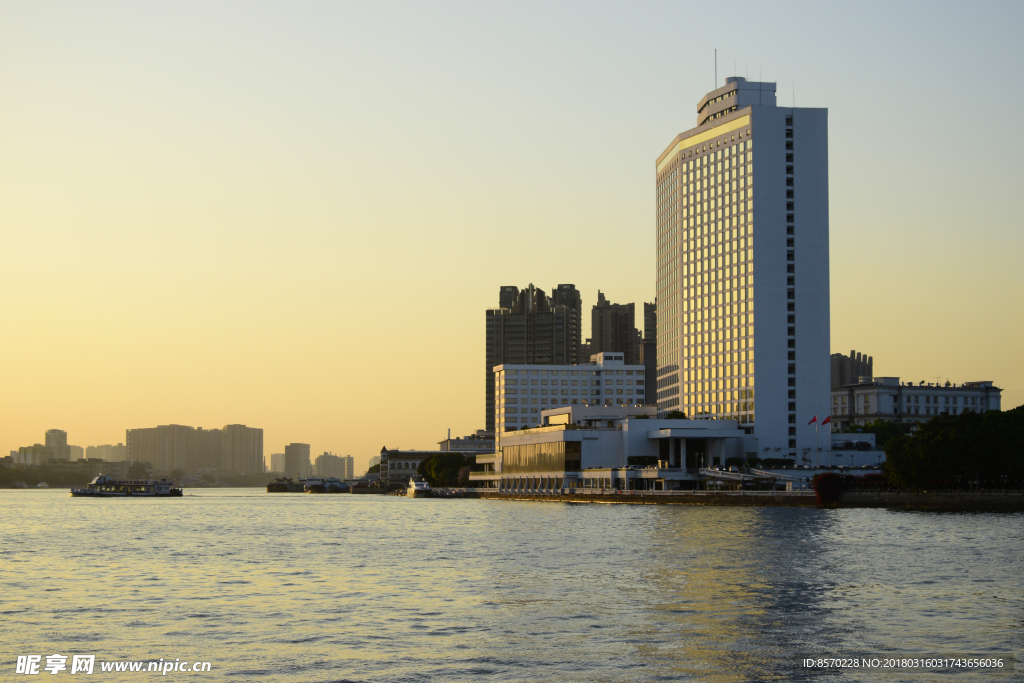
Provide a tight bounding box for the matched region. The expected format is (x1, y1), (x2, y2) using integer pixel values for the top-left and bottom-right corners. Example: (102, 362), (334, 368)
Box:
(2, 2), (1021, 474)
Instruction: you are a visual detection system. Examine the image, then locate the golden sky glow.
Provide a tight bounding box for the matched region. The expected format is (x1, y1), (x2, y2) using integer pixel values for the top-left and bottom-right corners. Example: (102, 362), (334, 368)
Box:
(2, 2), (1021, 472)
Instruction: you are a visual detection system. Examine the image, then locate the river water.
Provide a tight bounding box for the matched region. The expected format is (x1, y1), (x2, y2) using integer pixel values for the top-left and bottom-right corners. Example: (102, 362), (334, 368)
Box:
(1, 489), (1020, 682)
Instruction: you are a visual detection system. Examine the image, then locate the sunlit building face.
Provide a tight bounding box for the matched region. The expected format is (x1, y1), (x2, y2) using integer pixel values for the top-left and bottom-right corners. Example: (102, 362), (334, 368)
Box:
(655, 77), (830, 459)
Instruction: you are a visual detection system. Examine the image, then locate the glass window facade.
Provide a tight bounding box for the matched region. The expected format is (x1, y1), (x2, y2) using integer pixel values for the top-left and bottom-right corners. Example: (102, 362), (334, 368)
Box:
(657, 133), (755, 423)
(502, 441), (581, 473)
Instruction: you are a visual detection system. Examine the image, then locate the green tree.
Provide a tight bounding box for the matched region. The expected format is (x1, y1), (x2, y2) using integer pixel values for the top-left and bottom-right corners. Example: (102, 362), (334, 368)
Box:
(884, 406), (1024, 489)
(843, 419), (904, 449)
(417, 453), (475, 487)
(665, 410), (688, 420)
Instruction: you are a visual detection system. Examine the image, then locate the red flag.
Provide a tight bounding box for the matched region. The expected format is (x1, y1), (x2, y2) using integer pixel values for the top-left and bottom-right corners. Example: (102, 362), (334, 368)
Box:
(808, 415), (817, 425)
(822, 416), (832, 425)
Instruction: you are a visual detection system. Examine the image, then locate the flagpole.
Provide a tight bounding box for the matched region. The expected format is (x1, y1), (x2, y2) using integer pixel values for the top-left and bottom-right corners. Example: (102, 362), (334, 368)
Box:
(815, 420), (819, 470)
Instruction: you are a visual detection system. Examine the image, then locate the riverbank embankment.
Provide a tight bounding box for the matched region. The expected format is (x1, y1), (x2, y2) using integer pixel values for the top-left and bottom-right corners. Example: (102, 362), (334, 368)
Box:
(472, 490), (817, 506)
(467, 489), (1024, 511)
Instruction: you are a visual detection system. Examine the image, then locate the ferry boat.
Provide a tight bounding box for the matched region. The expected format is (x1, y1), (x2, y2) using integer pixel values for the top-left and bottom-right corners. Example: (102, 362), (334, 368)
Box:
(407, 477), (431, 498)
(70, 474), (182, 497)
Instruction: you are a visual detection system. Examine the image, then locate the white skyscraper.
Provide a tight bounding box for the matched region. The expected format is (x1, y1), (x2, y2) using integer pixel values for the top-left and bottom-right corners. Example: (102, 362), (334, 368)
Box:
(655, 76), (830, 459)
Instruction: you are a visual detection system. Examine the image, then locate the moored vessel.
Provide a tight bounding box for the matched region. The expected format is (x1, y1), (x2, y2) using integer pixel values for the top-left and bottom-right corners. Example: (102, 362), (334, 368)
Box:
(70, 475), (182, 497)
(267, 477), (304, 493)
(36, 482), (49, 489)
(407, 477), (431, 498)
(303, 477), (327, 494)
(303, 477), (350, 493)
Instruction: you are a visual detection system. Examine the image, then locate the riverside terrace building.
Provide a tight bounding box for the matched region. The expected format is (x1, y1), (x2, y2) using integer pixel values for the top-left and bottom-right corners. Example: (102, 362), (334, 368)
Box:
(470, 404), (762, 491)
(655, 76), (830, 459)
(493, 352), (647, 447)
(830, 377), (1002, 433)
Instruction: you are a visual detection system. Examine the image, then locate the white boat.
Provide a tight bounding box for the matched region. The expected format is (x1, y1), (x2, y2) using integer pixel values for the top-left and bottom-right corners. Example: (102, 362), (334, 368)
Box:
(407, 477), (431, 498)
(70, 474), (182, 497)
(36, 482), (49, 489)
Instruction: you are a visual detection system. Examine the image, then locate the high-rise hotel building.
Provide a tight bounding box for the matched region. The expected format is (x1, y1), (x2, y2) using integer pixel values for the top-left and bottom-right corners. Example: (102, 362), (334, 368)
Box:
(655, 77), (830, 456)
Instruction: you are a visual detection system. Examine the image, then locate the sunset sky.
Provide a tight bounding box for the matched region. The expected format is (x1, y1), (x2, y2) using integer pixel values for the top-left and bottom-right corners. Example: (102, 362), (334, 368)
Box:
(2, 1), (1022, 473)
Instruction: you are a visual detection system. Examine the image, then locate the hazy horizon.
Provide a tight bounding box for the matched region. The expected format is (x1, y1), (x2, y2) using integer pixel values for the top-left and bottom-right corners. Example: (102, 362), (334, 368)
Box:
(3, 1), (1022, 473)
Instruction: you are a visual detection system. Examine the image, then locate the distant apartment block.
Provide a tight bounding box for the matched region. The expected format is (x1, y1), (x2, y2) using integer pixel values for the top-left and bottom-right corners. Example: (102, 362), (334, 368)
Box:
(591, 291), (639, 364)
(831, 377), (1002, 432)
(222, 424), (264, 475)
(86, 443), (128, 461)
(284, 443), (311, 479)
(315, 452), (354, 479)
(69, 445), (84, 461)
(14, 444), (53, 466)
(486, 284), (583, 432)
(45, 429), (70, 462)
(269, 452), (285, 473)
(126, 423), (263, 474)
(493, 352), (647, 448)
(831, 350), (873, 390)
(13, 429), (75, 465)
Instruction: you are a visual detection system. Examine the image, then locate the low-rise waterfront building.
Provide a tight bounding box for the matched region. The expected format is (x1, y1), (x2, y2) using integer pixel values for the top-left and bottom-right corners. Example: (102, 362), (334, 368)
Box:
(379, 448), (449, 488)
(472, 404), (759, 492)
(830, 376), (1002, 432)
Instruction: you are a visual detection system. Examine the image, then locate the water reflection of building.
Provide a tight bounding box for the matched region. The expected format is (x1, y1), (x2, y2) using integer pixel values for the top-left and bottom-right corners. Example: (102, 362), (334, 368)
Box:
(634, 505), (830, 682)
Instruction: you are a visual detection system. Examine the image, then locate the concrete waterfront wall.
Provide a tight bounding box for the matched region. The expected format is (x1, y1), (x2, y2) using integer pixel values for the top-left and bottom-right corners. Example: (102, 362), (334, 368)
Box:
(473, 491), (817, 506)
(466, 490), (1024, 511)
(837, 490), (1024, 512)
